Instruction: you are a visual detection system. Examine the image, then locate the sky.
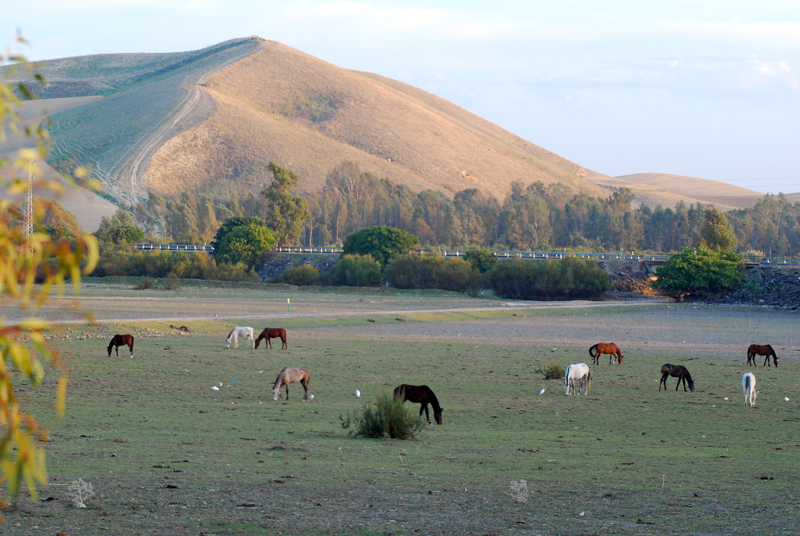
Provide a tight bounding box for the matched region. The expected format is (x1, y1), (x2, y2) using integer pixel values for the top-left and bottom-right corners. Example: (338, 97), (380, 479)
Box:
(3, 0), (799, 194)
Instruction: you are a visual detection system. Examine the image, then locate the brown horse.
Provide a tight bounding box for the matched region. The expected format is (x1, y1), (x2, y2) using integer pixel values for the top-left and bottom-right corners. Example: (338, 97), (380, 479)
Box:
(393, 384), (443, 424)
(747, 344), (779, 367)
(107, 334), (134, 358)
(272, 367), (310, 401)
(255, 328), (288, 350)
(659, 364), (695, 392)
(589, 343), (623, 365)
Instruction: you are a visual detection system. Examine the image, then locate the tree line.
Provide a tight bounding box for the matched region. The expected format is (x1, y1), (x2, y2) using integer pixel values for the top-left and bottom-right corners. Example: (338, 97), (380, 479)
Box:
(119, 160), (798, 257)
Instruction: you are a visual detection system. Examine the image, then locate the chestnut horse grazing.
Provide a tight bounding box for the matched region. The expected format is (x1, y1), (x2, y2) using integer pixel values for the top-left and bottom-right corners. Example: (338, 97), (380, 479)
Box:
(255, 328), (288, 350)
(393, 384), (443, 424)
(659, 364), (695, 392)
(742, 372), (758, 406)
(589, 343), (623, 365)
(108, 334), (134, 358)
(564, 363), (592, 396)
(747, 344), (778, 367)
(272, 367), (310, 401)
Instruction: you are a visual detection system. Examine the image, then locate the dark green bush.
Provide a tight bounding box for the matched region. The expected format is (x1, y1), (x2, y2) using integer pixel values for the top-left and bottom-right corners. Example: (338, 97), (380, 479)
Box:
(340, 391), (425, 440)
(342, 226), (419, 267)
(464, 248), (497, 273)
(93, 250), (259, 282)
(278, 264), (319, 286)
(653, 246), (744, 299)
(535, 363), (566, 380)
(331, 254), (383, 287)
(95, 225), (145, 245)
(487, 256), (610, 300)
(135, 278), (155, 290)
(384, 254), (480, 293)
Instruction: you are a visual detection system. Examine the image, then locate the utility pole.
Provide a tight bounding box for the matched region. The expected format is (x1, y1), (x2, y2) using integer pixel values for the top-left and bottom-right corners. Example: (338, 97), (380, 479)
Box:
(24, 160), (34, 254)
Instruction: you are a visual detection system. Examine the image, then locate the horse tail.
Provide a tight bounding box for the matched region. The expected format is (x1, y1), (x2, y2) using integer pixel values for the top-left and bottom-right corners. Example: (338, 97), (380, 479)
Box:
(686, 370), (695, 392)
(588, 344), (598, 357)
(587, 370), (592, 390)
(130, 336), (134, 352)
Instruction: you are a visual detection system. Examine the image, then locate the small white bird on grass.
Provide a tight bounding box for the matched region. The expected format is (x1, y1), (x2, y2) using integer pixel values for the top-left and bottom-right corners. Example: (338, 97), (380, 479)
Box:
(211, 386), (219, 391)
(785, 397), (791, 402)
(539, 388), (546, 395)
(310, 394), (315, 400)
(355, 390), (361, 398)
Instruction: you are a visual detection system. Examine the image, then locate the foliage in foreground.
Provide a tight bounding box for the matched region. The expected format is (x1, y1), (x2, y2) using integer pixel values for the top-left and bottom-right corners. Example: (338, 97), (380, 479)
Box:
(0, 37), (99, 507)
(340, 391), (425, 440)
(488, 257), (610, 300)
(653, 246), (745, 299)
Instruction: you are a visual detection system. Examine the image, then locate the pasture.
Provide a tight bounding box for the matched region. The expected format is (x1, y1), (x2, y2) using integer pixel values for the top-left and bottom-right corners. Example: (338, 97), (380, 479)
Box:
(4, 290), (800, 535)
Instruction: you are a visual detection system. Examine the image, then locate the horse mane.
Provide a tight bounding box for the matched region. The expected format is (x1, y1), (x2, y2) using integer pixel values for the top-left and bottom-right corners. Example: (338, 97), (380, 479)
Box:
(107, 337), (115, 349)
(684, 368), (695, 391)
(273, 367), (289, 389)
(227, 328), (235, 340)
(426, 386), (442, 411)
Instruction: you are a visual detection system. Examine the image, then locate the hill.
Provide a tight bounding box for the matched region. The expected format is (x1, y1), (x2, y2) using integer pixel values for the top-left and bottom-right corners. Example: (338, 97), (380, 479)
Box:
(27, 38), (609, 206)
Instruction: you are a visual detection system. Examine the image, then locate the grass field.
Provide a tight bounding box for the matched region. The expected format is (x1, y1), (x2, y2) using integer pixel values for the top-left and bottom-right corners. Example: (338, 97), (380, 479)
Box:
(3, 290), (799, 535)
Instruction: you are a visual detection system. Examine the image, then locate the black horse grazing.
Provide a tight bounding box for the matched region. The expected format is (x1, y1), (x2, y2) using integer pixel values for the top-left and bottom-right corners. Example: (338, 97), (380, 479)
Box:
(393, 384), (443, 425)
(659, 364), (695, 392)
(108, 334), (134, 357)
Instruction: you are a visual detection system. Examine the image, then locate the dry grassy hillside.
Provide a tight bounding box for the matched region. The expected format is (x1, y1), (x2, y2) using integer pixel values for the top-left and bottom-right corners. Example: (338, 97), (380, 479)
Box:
(146, 41), (607, 198)
(0, 97), (117, 232)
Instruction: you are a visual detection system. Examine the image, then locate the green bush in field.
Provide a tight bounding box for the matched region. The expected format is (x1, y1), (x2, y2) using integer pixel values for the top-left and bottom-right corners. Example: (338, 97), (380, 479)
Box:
(214, 223), (277, 268)
(384, 254), (480, 293)
(342, 226), (419, 267)
(278, 264), (319, 286)
(340, 391), (425, 440)
(653, 246), (744, 299)
(331, 254), (383, 287)
(535, 363), (566, 380)
(487, 256), (610, 300)
(93, 250), (259, 282)
(95, 225), (145, 245)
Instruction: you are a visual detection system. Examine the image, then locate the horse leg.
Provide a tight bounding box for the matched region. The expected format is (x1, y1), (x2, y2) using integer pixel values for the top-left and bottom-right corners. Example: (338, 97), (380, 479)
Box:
(115, 345), (119, 357)
(129, 340), (134, 358)
(422, 403), (431, 424)
(301, 377), (309, 400)
(282, 336), (287, 350)
(764, 355), (769, 367)
(284, 383), (289, 400)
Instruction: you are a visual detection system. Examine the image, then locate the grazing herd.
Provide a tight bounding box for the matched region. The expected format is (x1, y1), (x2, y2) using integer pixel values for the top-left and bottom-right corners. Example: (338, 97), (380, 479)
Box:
(566, 341), (781, 406)
(103, 327), (781, 423)
(103, 326), (445, 424)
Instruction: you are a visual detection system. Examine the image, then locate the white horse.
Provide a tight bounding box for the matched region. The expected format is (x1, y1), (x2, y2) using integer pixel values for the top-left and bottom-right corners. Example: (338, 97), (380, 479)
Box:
(225, 326), (254, 349)
(564, 363), (591, 396)
(742, 372), (758, 406)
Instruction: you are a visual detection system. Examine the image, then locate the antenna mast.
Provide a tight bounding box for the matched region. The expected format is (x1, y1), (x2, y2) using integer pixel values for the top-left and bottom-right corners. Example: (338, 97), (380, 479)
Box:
(24, 160), (34, 253)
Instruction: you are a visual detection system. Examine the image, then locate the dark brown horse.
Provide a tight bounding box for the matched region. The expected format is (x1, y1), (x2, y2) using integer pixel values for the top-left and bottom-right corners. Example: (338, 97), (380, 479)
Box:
(747, 344), (778, 367)
(589, 343), (623, 365)
(107, 334), (134, 357)
(393, 384), (443, 424)
(659, 364), (694, 392)
(255, 328), (288, 350)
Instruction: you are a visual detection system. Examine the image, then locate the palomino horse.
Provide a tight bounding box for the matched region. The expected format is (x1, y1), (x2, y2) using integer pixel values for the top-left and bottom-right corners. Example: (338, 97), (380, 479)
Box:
(589, 343), (623, 365)
(564, 363), (592, 396)
(659, 364), (695, 392)
(742, 372), (758, 407)
(747, 344), (779, 367)
(393, 384), (443, 424)
(255, 327), (288, 350)
(107, 334), (134, 357)
(272, 367), (310, 401)
(225, 327), (255, 349)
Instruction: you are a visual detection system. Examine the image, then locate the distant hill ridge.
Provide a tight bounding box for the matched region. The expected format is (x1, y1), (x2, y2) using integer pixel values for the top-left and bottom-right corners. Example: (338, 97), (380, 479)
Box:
(6, 37), (793, 212)
(21, 37), (609, 206)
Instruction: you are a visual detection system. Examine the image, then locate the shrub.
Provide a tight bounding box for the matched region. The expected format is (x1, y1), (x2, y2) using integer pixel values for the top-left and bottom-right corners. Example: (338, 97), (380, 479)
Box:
(135, 278), (155, 290)
(214, 223), (277, 268)
(464, 248), (497, 273)
(487, 257), (610, 300)
(331, 254), (383, 287)
(163, 276), (181, 291)
(653, 246), (745, 299)
(278, 264), (319, 286)
(384, 254), (480, 292)
(340, 391), (425, 440)
(535, 363), (566, 380)
(342, 226), (419, 267)
(95, 225), (145, 245)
